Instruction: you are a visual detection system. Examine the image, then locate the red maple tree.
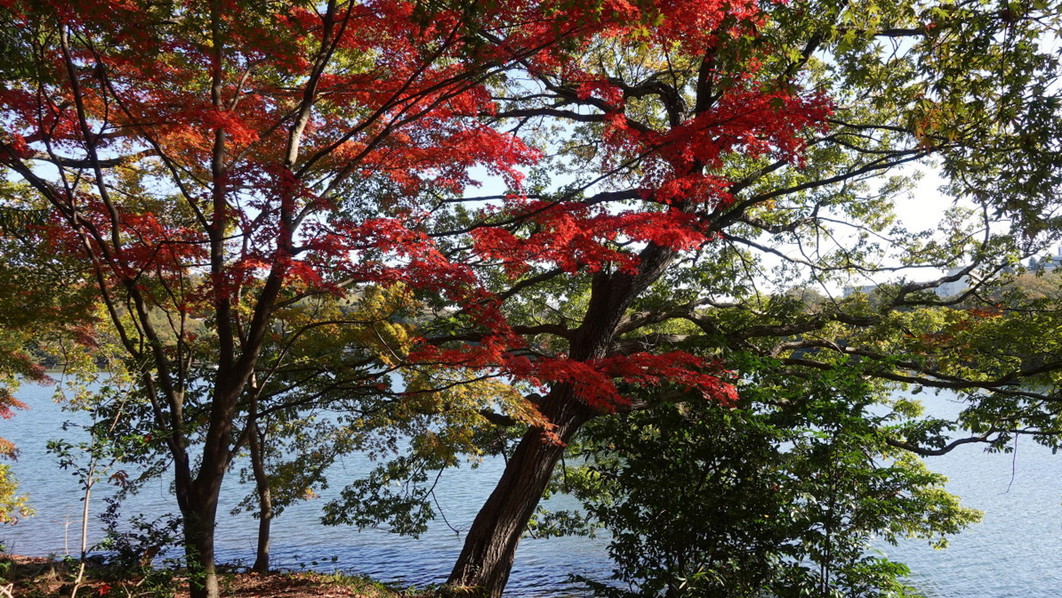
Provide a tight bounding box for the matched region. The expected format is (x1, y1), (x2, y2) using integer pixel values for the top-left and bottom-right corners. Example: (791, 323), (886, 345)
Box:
(0, 0), (829, 596)
(415, 1), (832, 592)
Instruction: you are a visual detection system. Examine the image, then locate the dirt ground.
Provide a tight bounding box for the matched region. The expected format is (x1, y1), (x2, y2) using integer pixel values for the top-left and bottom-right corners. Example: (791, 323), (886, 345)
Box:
(0, 554), (424, 598)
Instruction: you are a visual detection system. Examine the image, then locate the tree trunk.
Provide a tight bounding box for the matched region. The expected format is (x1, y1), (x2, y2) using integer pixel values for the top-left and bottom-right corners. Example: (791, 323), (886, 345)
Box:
(448, 248), (677, 597)
(175, 396), (234, 598)
(183, 492), (221, 598)
(249, 420), (273, 573)
(253, 501), (272, 574)
(447, 389), (593, 598)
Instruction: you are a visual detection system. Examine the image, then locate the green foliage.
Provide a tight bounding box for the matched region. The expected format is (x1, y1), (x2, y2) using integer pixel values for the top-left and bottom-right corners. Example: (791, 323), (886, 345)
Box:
(232, 285), (533, 536)
(551, 358), (980, 598)
(568, 402), (792, 597)
(93, 500), (182, 597)
(0, 182), (105, 527)
(0, 464), (30, 525)
(1, 1), (1061, 595)
(320, 455), (437, 536)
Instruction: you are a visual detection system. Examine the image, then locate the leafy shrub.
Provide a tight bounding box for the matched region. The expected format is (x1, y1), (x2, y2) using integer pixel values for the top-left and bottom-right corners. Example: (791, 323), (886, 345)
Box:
(554, 359), (979, 598)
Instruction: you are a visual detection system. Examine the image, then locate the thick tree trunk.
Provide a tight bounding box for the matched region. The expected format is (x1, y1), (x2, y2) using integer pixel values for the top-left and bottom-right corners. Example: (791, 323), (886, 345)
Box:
(175, 384), (239, 598)
(183, 491), (221, 598)
(447, 390), (593, 598)
(448, 248), (678, 597)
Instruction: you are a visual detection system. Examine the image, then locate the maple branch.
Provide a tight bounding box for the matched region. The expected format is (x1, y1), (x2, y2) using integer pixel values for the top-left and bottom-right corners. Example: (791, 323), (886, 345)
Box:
(714, 148), (929, 233)
(284, 0), (355, 169)
(615, 298), (714, 335)
(694, 47), (718, 114)
(884, 433), (995, 457)
(496, 268), (566, 302)
(87, 49), (212, 233)
(25, 148), (155, 168)
(491, 106), (607, 123)
(736, 205), (821, 236)
(202, 0), (244, 399)
(611, 75), (687, 122)
(56, 27), (188, 417)
(0, 146), (149, 368)
(487, 33), (659, 136)
(298, 8), (479, 183)
(721, 232), (865, 273)
(824, 117), (918, 135)
(780, 349), (1062, 398)
(611, 333), (691, 354)
(731, 311), (879, 340)
(726, 157), (792, 197)
(877, 28), (928, 37)
(478, 410), (521, 427)
(427, 188), (641, 238)
(425, 322), (573, 346)
(251, 367), (398, 420)
(569, 240), (680, 362)
(59, 26), (122, 251)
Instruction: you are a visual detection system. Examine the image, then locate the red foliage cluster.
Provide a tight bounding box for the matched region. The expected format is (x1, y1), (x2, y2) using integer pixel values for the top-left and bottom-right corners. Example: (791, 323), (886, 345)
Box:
(508, 351), (738, 411)
(0, 0), (831, 417)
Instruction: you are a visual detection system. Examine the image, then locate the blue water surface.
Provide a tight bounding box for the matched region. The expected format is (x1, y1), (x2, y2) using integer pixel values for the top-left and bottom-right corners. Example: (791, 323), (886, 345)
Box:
(1, 383), (1061, 596)
(0, 382), (610, 595)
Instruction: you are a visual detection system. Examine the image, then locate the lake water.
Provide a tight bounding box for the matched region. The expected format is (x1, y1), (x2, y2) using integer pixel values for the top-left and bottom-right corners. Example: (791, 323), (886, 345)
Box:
(0, 382), (611, 595)
(2, 383), (1061, 596)
(873, 393), (1062, 597)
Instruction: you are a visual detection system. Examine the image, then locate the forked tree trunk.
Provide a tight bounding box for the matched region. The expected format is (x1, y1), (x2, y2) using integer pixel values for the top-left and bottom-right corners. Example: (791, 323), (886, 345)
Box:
(175, 385), (240, 598)
(447, 390), (594, 597)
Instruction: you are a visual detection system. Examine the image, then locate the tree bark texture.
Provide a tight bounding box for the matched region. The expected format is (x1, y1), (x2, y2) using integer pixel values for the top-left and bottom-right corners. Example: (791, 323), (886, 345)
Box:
(174, 383), (242, 598)
(249, 420), (273, 573)
(446, 389), (594, 597)
(447, 249), (678, 597)
(182, 486), (222, 598)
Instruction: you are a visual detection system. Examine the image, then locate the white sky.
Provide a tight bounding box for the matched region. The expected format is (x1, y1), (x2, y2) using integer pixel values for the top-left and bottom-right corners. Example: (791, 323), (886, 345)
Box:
(894, 168), (952, 233)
